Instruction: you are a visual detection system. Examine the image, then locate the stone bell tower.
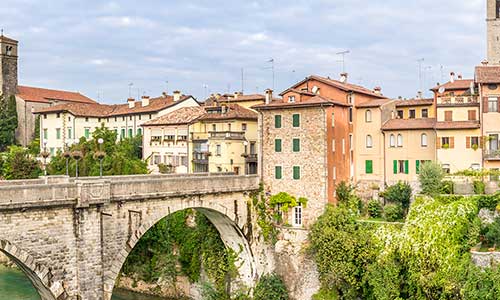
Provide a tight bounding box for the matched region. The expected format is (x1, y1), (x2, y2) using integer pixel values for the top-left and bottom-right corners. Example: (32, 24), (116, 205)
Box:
(0, 31), (18, 97)
(487, 0), (500, 64)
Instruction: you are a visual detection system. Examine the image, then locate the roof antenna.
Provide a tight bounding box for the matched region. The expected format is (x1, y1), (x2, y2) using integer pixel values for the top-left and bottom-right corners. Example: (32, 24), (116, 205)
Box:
(336, 50), (350, 73)
(1, 29), (3, 37)
(128, 83), (134, 98)
(417, 58), (425, 93)
(241, 68), (244, 93)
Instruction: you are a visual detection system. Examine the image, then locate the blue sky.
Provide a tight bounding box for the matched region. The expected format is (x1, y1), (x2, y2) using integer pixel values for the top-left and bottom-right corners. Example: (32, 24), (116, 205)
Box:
(0, 0), (486, 103)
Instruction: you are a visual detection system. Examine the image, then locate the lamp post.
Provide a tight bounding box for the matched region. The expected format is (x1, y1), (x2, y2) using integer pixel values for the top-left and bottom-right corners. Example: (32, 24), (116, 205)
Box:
(96, 138), (105, 178)
(40, 142), (50, 176)
(63, 143), (70, 176)
(71, 150), (83, 178)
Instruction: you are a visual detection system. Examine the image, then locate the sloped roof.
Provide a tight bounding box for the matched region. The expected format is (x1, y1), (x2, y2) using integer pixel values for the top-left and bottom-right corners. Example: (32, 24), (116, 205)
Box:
(199, 104), (257, 121)
(204, 93), (269, 106)
(475, 66), (500, 83)
(17, 86), (96, 104)
(394, 98), (434, 107)
(435, 121), (481, 130)
(34, 95), (194, 117)
(142, 106), (206, 126)
(355, 99), (393, 108)
(382, 118), (436, 131)
(253, 95), (351, 110)
(0, 34), (18, 44)
(431, 80), (474, 91)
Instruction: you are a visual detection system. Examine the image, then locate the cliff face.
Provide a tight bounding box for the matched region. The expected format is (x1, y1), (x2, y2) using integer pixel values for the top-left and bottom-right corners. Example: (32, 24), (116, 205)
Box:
(115, 274), (196, 299)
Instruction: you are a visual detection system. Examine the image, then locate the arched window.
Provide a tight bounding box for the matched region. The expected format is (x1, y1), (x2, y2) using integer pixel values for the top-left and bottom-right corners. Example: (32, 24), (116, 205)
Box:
(390, 134), (395, 147)
(421, 133), (428, 147)
(397, 134), (403, 147)
(365, 110), (372, 122)
(366, 135), (373, 148)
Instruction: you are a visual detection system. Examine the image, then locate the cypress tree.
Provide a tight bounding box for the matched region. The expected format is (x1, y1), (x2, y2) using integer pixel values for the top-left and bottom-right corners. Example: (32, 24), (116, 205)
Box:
(0, 94), (18, 151)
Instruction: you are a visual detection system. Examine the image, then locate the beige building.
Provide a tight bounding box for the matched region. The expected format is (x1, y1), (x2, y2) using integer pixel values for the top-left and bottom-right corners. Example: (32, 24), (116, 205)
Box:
(203, 92), (266, 111)
(141, 106), (206, 174)
(34, 92), (199, 157)
(189, 104), (258, 175)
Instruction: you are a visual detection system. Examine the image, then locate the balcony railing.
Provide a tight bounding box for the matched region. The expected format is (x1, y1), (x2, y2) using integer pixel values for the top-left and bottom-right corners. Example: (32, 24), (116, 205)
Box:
(437, 96), (479, 106)
(192, 151), (210, 164)
(242, 153), (258, 162)
(209, 131), (246, 140)
(484, 150), (500, 161)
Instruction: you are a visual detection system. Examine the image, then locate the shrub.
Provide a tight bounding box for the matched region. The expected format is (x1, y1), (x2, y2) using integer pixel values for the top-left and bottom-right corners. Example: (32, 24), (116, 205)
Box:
(478, 194), (500, 210)
(461, 264), (500, 300)
(418, 161), (444, 195)
(312, 288), (338, 300)
(441, 180), (454, 194)
(367, 200), (382, 218)
(484, 217), (500, 247)
(253, 273), (289, 300)
(336, 181), (356, 204)
(473, 180), (486, 195)
(384, 204), (404, 222)
(380, 181), (412, 213)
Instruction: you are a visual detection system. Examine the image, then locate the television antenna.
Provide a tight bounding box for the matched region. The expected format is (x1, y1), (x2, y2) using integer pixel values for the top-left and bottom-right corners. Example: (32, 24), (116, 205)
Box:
(336, 50), (350, 73)
(128, 83), (134, 98)
(417, 58), (425, 92)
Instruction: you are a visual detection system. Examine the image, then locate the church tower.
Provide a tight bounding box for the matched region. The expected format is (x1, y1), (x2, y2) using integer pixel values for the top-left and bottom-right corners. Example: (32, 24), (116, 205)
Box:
(0, 32), (18, 97)
(487, 0), (500, 64)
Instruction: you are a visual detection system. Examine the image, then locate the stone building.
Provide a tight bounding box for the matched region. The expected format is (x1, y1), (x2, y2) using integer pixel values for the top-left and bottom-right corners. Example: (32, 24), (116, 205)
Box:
(0, 34), (96, 146)
(204, 92), (266, 111)
(487, 0), (500, 64)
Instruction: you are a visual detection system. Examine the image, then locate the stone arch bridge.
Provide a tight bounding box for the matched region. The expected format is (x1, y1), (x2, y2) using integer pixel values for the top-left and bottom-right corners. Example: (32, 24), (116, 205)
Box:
(0, 174), (260, 300)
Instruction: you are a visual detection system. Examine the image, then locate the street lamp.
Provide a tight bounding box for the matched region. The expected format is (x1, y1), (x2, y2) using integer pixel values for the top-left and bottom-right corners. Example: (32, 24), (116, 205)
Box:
(63, 143), (70, 176)
(40, 142), (50, 176)
(71, 150), (83, 178)
(95, 138), (106, 178)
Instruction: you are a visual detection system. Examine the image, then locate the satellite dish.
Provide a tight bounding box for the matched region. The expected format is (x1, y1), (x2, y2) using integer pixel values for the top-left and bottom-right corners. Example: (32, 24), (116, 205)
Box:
(312, 86), (319, 94)
(438, 86), (445, 94)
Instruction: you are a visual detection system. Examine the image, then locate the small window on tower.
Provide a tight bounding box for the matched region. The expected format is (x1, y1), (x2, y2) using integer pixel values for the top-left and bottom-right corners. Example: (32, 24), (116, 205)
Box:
(6, 46), (12, 55)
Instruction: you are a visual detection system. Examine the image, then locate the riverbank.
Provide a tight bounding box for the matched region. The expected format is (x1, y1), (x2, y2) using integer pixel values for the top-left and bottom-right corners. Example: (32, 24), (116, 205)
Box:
(115, 274), (194, 300)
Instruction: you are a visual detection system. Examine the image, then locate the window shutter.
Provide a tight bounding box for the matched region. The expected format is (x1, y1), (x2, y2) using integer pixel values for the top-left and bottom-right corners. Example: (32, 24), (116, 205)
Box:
(480, 136), (484, 149)
(497, 97), (500, 112)
(275, 166), (282, 179)
(405, 160), (409, 174)
(292, 114), (300, 127)
(275, 115), (282, 128)
(275, 139), (282, 152)
(484, 97), (489, 113)
(366, 160), (373, 174)
(293, 166), (300, 180)
(450, 137), (455, 149)
(466, 137), (471, 149)
(416, 160), (420, 174)
(393, 160), (398, 174)
(436, 137), (441, 149)
(293, 139), (300, 152)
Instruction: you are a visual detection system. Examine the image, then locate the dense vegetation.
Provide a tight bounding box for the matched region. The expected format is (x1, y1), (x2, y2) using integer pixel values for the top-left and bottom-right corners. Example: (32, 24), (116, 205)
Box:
(309, 192), (500, 300)
(0, 95), (18, 152)
(0, 146), (42, 179)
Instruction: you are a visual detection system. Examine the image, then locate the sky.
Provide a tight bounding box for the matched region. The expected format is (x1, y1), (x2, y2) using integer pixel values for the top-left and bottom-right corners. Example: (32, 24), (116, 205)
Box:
(0, 0), (487, 104)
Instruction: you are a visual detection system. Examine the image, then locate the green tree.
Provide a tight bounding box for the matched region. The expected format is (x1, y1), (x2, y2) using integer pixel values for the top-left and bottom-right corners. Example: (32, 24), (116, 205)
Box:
(418, 161), (445, 195)
(0, 95), (18, 151)
(381, 181), (412, 214)
(254, 273), (289, 300)
(1, 146), (42, 179)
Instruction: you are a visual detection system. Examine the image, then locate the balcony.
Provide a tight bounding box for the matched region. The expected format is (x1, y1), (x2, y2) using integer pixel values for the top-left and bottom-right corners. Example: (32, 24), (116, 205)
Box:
(242, 153), (258, 163)
(209, 131), (246, 140)
(192, 151), (210, 164)
(437, 96), (479, 106)
(484, 150), (500, 161)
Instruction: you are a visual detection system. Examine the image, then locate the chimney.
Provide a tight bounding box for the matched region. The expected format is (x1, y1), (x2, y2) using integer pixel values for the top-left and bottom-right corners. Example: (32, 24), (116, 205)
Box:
(374, 86), (382, 95)
(233, 91), (242, 99)
(173, 90), (181, 101)
(340, 72), (348, 83)
(417, 91), (423, 99)
(482, 59), (489, 66)
(458, 74), (463, 80)
(162, 92), (168, 98)
(127, 98), (135, 108)
(265, 89), (273, 104)
(141, 95), (150, 107)
(450, 72), (455, 83)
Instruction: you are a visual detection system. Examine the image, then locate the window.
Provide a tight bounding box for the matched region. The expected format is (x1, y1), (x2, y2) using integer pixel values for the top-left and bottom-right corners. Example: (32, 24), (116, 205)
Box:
(228, 123), (232, 131)
(106, 117), (109, 122)
(394, 160), (409, 174)
(467, 136), (480, 149)
(128, 128), (133, 137)
(365, 160), (373, 174)
(331, 112), (335, 127)
(292, 114), (300, 127)
(43, 114), (47, 119)
(293, 203), (302, 227)
(153, 155), (161, 165)
(397, 134), (403, 147)
(292, 138), (300, 152)
(422, 109), (428, 118)
(416, 160), (430, 174)
(389, 134), (395, 147)
(442, 164), (451, 174)
(293, 166), (301, 180)
(121, 128), (126, 139)
(348, 107), (353, 123)
(421, 133), (428, 147)
(56, 113), (61, 118)
(129, 116), (132, 121)
(365, 110), (372, 122)
(212, 124), (216, 131)
(137, 128), (142, 136)
(471, 163), (481, 170)
(288, 95), (296, 103)
(114, 117), (117, 122)
(43, 129), (48, 139)
(149, 114), (152, 119)
(274, 139), (282, 152)
(122, 116), (126, 121)
(50, 148), (54, 156)
(84, 128), (90, 139)
(488, 84), (498, 90)
(490, 134), (499, 151)
(488, 97), (498, 112)
(468, 110), (477, 121)
(242, 123), (247, 131)
(349, 134), (353, 151)
(440, 136), (454, 148)
(138, 115), (142, 121)
(409, 109), (416, 119)
(444, 111), (453, 122)
(366, 135), (373, 148)
(332, 139), (336, 152)
(342, 139), (345, 155)
(397, 110), (404, 119)
(216, 144), (222, 156)
(275, 166), (282, 179)
(85, 117), (89, 122)
(98, 118), (101, 123)
(275, 115), (282, 128)
(56, 128), (61, 139)
(68, 128), (72, 139)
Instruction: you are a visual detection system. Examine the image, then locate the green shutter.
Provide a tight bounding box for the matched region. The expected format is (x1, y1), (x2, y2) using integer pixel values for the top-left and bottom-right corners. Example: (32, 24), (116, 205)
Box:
(292, 114), (300, 127)
(137, 128), (142, 136)
(293, 166), (301, 180)
(275, 139), (282, 152)
(275, 166), (282, 179)
(275, 115), (282, 128)
(293, 138), (300, 152)
(56, 129), (61, 139)
(121, 129), (125, 138)
(416, 160), (420, 174)
(393, 160), (398, 174)
(85, 128), (90, 139)
(128, 128), (133, 137)
(405, 160), (409, 174)
(366, 160), (373, 174)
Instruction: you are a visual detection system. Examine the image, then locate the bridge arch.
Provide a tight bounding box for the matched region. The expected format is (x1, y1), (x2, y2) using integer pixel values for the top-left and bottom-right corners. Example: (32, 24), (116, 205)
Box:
(104, 202), (258, 300)
(0, 240), (66, 300)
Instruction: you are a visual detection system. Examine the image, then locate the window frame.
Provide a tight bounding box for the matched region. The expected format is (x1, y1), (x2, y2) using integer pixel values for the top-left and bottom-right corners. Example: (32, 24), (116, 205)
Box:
(274, 115), (282, 128)
(275, 166), (283, 179)
(397, 134), (403, 147)
(292, 114), (300, 128)
(365, 110), (372, 123)
(366, 135), (373, 148)
(293, 166), (301, 180)
(292, 138), (300, 152)
(421, 133), (428, 147)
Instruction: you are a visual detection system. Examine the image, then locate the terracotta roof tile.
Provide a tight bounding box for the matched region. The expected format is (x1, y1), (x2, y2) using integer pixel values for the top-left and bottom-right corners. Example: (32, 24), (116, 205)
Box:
(34, 95), (194, 117)
(475, 66), (500, 83)
(142, 107), (206, 126)
(431, 80), (474, 91)
(355, 99), (393, 108)
(204, 93), (268, 106)
(394, 98), (434, 107)
(199, 104), (257, 121)
(17, 86), (96, 104)
(435, 121), (480, 130)
(253, 95), (351, 110)
(382, 118), (436, 131)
